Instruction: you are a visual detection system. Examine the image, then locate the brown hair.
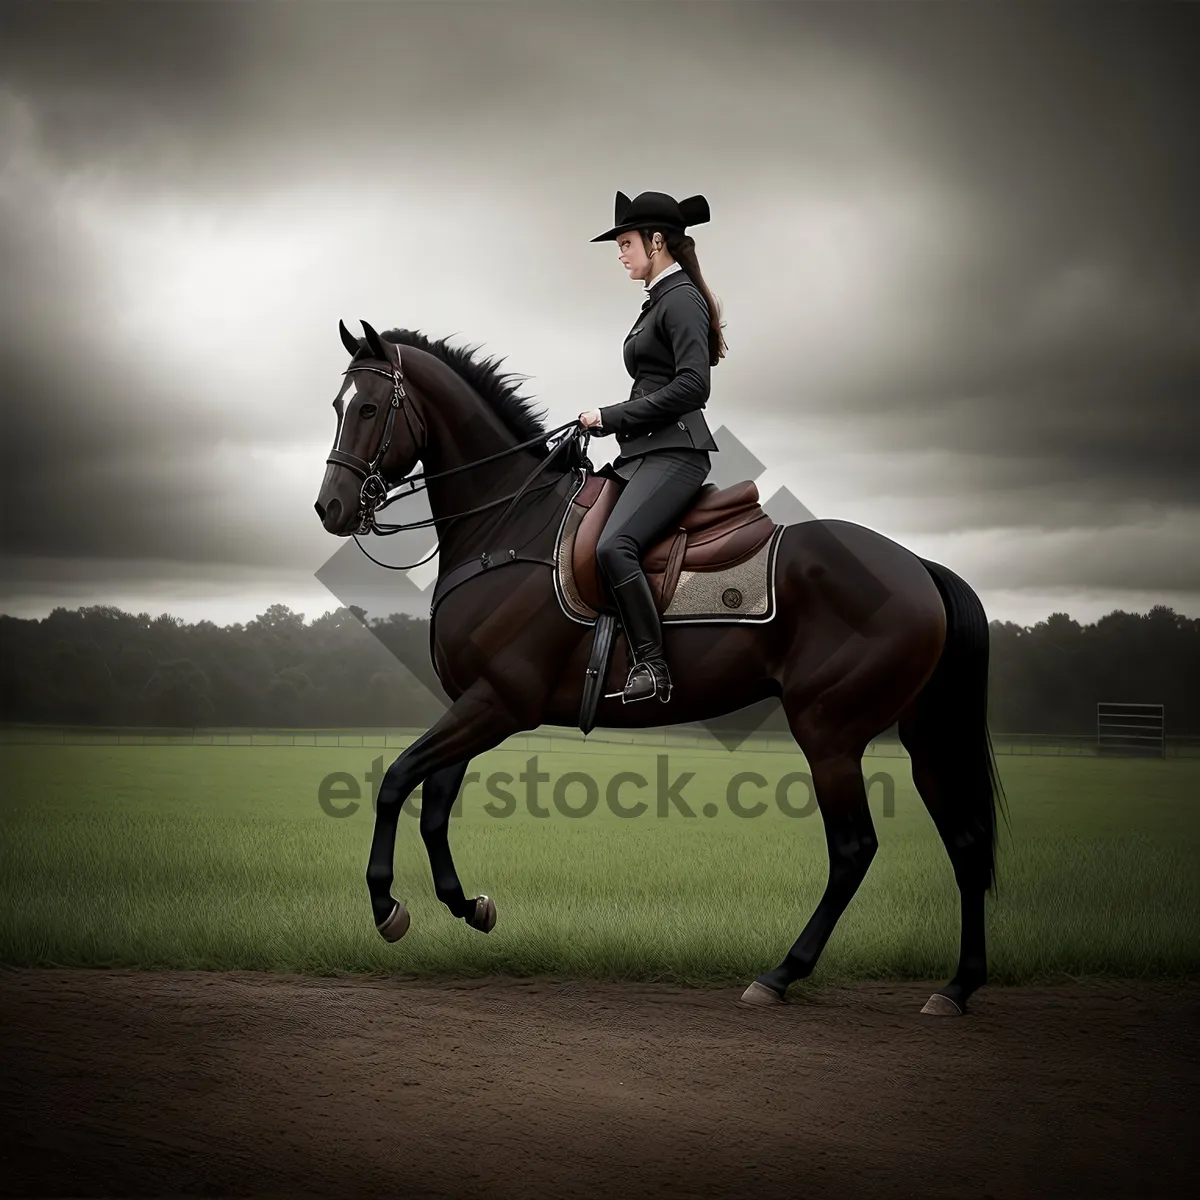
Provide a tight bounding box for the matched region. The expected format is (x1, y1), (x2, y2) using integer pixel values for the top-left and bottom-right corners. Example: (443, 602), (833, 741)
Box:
(639, 228), (728, 367)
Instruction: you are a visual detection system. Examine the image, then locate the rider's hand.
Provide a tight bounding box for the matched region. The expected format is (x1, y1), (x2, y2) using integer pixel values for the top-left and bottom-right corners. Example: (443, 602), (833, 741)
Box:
(578, 410), (603, 430)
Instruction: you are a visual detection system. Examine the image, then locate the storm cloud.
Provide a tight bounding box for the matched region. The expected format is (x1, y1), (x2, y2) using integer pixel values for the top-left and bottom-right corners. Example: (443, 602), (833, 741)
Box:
(1, 2), (1196, 625)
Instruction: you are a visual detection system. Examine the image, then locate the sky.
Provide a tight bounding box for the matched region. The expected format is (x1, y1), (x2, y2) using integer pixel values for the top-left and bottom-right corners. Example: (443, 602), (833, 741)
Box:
(1, 2), (1197, 628)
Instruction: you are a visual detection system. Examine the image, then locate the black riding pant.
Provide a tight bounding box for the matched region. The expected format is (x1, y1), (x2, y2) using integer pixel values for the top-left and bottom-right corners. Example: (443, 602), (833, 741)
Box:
(595, 449), (712, 588)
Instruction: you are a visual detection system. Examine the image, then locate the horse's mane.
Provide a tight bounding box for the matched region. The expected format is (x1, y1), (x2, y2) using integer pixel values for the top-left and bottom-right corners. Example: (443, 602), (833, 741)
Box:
(380, 328), (551, 460)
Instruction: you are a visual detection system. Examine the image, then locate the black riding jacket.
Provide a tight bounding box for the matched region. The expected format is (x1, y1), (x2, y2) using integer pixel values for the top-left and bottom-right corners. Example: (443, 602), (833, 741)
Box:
(596, 268), (719, 458)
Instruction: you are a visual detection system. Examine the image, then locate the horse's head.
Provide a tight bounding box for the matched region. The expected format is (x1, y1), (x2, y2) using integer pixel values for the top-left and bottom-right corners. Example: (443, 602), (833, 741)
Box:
(314, 319), (427, 535)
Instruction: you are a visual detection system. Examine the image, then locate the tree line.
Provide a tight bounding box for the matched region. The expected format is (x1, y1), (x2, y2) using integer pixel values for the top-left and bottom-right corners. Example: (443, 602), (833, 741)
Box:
(1, 602), (1197, 735)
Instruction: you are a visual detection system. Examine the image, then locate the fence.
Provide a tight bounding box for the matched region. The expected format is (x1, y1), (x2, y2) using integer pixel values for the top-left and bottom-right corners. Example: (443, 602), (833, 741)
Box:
(1097, 702), (1166, 758)
(2, 725), (1199, 758)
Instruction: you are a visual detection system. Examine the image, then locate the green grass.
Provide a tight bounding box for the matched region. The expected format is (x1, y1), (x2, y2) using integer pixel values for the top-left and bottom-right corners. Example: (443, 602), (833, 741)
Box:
(1, 736), (1197, 984)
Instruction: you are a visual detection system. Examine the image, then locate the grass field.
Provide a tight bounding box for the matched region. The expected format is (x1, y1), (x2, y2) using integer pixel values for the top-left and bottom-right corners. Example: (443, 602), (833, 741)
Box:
(1, 732), (1197, 985)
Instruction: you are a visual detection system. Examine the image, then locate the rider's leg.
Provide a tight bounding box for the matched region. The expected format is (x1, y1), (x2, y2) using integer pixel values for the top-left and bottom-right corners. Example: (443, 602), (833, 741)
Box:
(595, 450), (711, 702)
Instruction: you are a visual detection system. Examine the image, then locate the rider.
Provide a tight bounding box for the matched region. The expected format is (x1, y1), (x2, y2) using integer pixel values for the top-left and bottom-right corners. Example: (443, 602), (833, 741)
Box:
(578, 190), (726, 705)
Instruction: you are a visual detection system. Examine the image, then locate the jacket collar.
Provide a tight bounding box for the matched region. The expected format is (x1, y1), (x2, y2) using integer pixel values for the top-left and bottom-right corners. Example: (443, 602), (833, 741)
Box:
(644, 260), (683, 292)
(639, 266), (692, 311)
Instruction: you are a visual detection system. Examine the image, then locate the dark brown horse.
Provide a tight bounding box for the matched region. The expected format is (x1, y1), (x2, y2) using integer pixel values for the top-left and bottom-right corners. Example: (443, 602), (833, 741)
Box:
(314, 320), (1009, 1016)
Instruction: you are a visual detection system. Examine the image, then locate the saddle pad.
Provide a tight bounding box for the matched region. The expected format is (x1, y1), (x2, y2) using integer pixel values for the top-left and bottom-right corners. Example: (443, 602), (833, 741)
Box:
(553, 473), (784, 625)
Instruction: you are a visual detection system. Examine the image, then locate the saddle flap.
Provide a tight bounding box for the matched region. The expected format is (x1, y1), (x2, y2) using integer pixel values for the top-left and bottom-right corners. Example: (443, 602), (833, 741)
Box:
(573, 472), (609, 511)
(573, 478), (622, 609)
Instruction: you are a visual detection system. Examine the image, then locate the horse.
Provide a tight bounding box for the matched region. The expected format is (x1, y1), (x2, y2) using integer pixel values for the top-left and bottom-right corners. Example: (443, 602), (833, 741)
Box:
(313, 319), (1009, 1016)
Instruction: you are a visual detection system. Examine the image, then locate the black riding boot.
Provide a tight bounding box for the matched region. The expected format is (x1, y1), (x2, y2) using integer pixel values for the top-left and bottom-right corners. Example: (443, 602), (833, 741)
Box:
(610, 572), (673, 704)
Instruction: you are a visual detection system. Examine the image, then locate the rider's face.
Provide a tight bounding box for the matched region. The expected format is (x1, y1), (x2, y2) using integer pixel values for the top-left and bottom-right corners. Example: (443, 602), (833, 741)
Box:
(616, 230), (660, 281)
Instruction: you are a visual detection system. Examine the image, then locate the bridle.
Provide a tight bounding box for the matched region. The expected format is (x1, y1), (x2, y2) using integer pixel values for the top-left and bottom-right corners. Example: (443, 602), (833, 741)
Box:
(325, 346), (589, 570)
(326, 355), (426, 532)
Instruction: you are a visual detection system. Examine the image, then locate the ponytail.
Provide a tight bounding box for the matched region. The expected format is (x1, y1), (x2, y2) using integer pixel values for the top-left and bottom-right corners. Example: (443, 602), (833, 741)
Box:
(639, 228), (727, 367)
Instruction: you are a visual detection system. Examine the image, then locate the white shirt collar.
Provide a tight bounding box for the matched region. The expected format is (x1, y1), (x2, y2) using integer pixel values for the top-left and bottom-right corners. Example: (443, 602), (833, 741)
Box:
(644, 260), (683, 291)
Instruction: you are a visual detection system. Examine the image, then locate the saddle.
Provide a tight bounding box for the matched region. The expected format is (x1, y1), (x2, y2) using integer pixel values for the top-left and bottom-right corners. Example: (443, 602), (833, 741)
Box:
(571, 472), (777, 613)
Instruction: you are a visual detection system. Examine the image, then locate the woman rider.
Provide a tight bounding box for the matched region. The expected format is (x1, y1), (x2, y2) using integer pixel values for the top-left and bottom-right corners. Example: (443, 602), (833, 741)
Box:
(578, 190), (727, 705)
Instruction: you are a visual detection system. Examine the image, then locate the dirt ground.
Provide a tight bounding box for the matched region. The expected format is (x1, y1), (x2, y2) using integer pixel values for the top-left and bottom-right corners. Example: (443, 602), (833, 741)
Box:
(0, 969), (1196, 1200)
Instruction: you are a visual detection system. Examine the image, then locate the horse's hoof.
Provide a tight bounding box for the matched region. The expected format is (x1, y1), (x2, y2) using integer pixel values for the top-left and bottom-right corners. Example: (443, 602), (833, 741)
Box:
(468, 895), (497, 933)
(739, 980), (787, 1007)
(376, 902), (411, 942)
(920, 992), (963, 1016)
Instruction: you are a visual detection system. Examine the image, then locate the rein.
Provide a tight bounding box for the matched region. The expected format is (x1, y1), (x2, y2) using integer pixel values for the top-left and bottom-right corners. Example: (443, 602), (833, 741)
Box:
(326, 351), (593, 573)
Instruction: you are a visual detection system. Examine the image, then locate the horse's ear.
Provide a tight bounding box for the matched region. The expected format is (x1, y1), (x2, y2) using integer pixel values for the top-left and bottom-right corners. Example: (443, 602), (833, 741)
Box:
(361, 320), (387, 361)
(339, 319), (360, 358)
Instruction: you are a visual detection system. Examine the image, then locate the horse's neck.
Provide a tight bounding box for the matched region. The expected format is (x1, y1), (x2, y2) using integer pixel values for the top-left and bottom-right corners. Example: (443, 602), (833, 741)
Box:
(420, 390), (546, 566)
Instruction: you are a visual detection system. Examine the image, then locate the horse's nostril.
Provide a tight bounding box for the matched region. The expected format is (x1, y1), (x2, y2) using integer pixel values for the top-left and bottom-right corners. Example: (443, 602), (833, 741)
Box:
(324, 497), (342, 528)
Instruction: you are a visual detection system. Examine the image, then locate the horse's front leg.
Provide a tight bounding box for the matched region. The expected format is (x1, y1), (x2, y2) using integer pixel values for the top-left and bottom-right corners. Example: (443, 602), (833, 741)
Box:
(417, 759), (496, 931)
(367, 684), (520, 938)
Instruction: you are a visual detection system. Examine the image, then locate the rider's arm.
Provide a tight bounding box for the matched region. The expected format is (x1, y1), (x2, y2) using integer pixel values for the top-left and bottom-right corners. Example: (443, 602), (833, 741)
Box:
(597, 286), (711, 436)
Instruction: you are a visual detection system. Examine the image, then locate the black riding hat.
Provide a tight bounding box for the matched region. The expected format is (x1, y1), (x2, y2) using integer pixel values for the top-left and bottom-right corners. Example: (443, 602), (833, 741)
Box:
(590, 190), (710, 242)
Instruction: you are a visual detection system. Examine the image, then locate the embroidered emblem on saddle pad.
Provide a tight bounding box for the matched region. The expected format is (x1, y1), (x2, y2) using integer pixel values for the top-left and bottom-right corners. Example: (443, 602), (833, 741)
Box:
(553, 470), (784, 624)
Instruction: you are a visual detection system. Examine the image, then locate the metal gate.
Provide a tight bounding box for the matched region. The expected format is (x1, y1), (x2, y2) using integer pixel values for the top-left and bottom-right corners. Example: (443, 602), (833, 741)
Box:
(1096, 702), (1165, 757)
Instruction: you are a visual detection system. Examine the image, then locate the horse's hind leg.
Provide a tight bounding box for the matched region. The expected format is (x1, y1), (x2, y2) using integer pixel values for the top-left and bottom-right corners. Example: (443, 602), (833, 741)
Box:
(742, 749), (879, 1005)
(898, 706), (989, 1015)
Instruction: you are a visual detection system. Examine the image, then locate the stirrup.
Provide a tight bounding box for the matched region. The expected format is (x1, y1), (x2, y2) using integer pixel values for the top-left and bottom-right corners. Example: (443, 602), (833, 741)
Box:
(608, 658), (673, 704)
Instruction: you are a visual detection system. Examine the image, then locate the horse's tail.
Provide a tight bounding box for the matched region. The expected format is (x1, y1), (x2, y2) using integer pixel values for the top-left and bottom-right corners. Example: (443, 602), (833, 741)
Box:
(913, 558), (1011, 895)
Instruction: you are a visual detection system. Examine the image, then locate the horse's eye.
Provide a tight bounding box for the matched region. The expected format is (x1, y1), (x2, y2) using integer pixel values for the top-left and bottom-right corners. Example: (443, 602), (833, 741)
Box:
(359, 404), (378, 419)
